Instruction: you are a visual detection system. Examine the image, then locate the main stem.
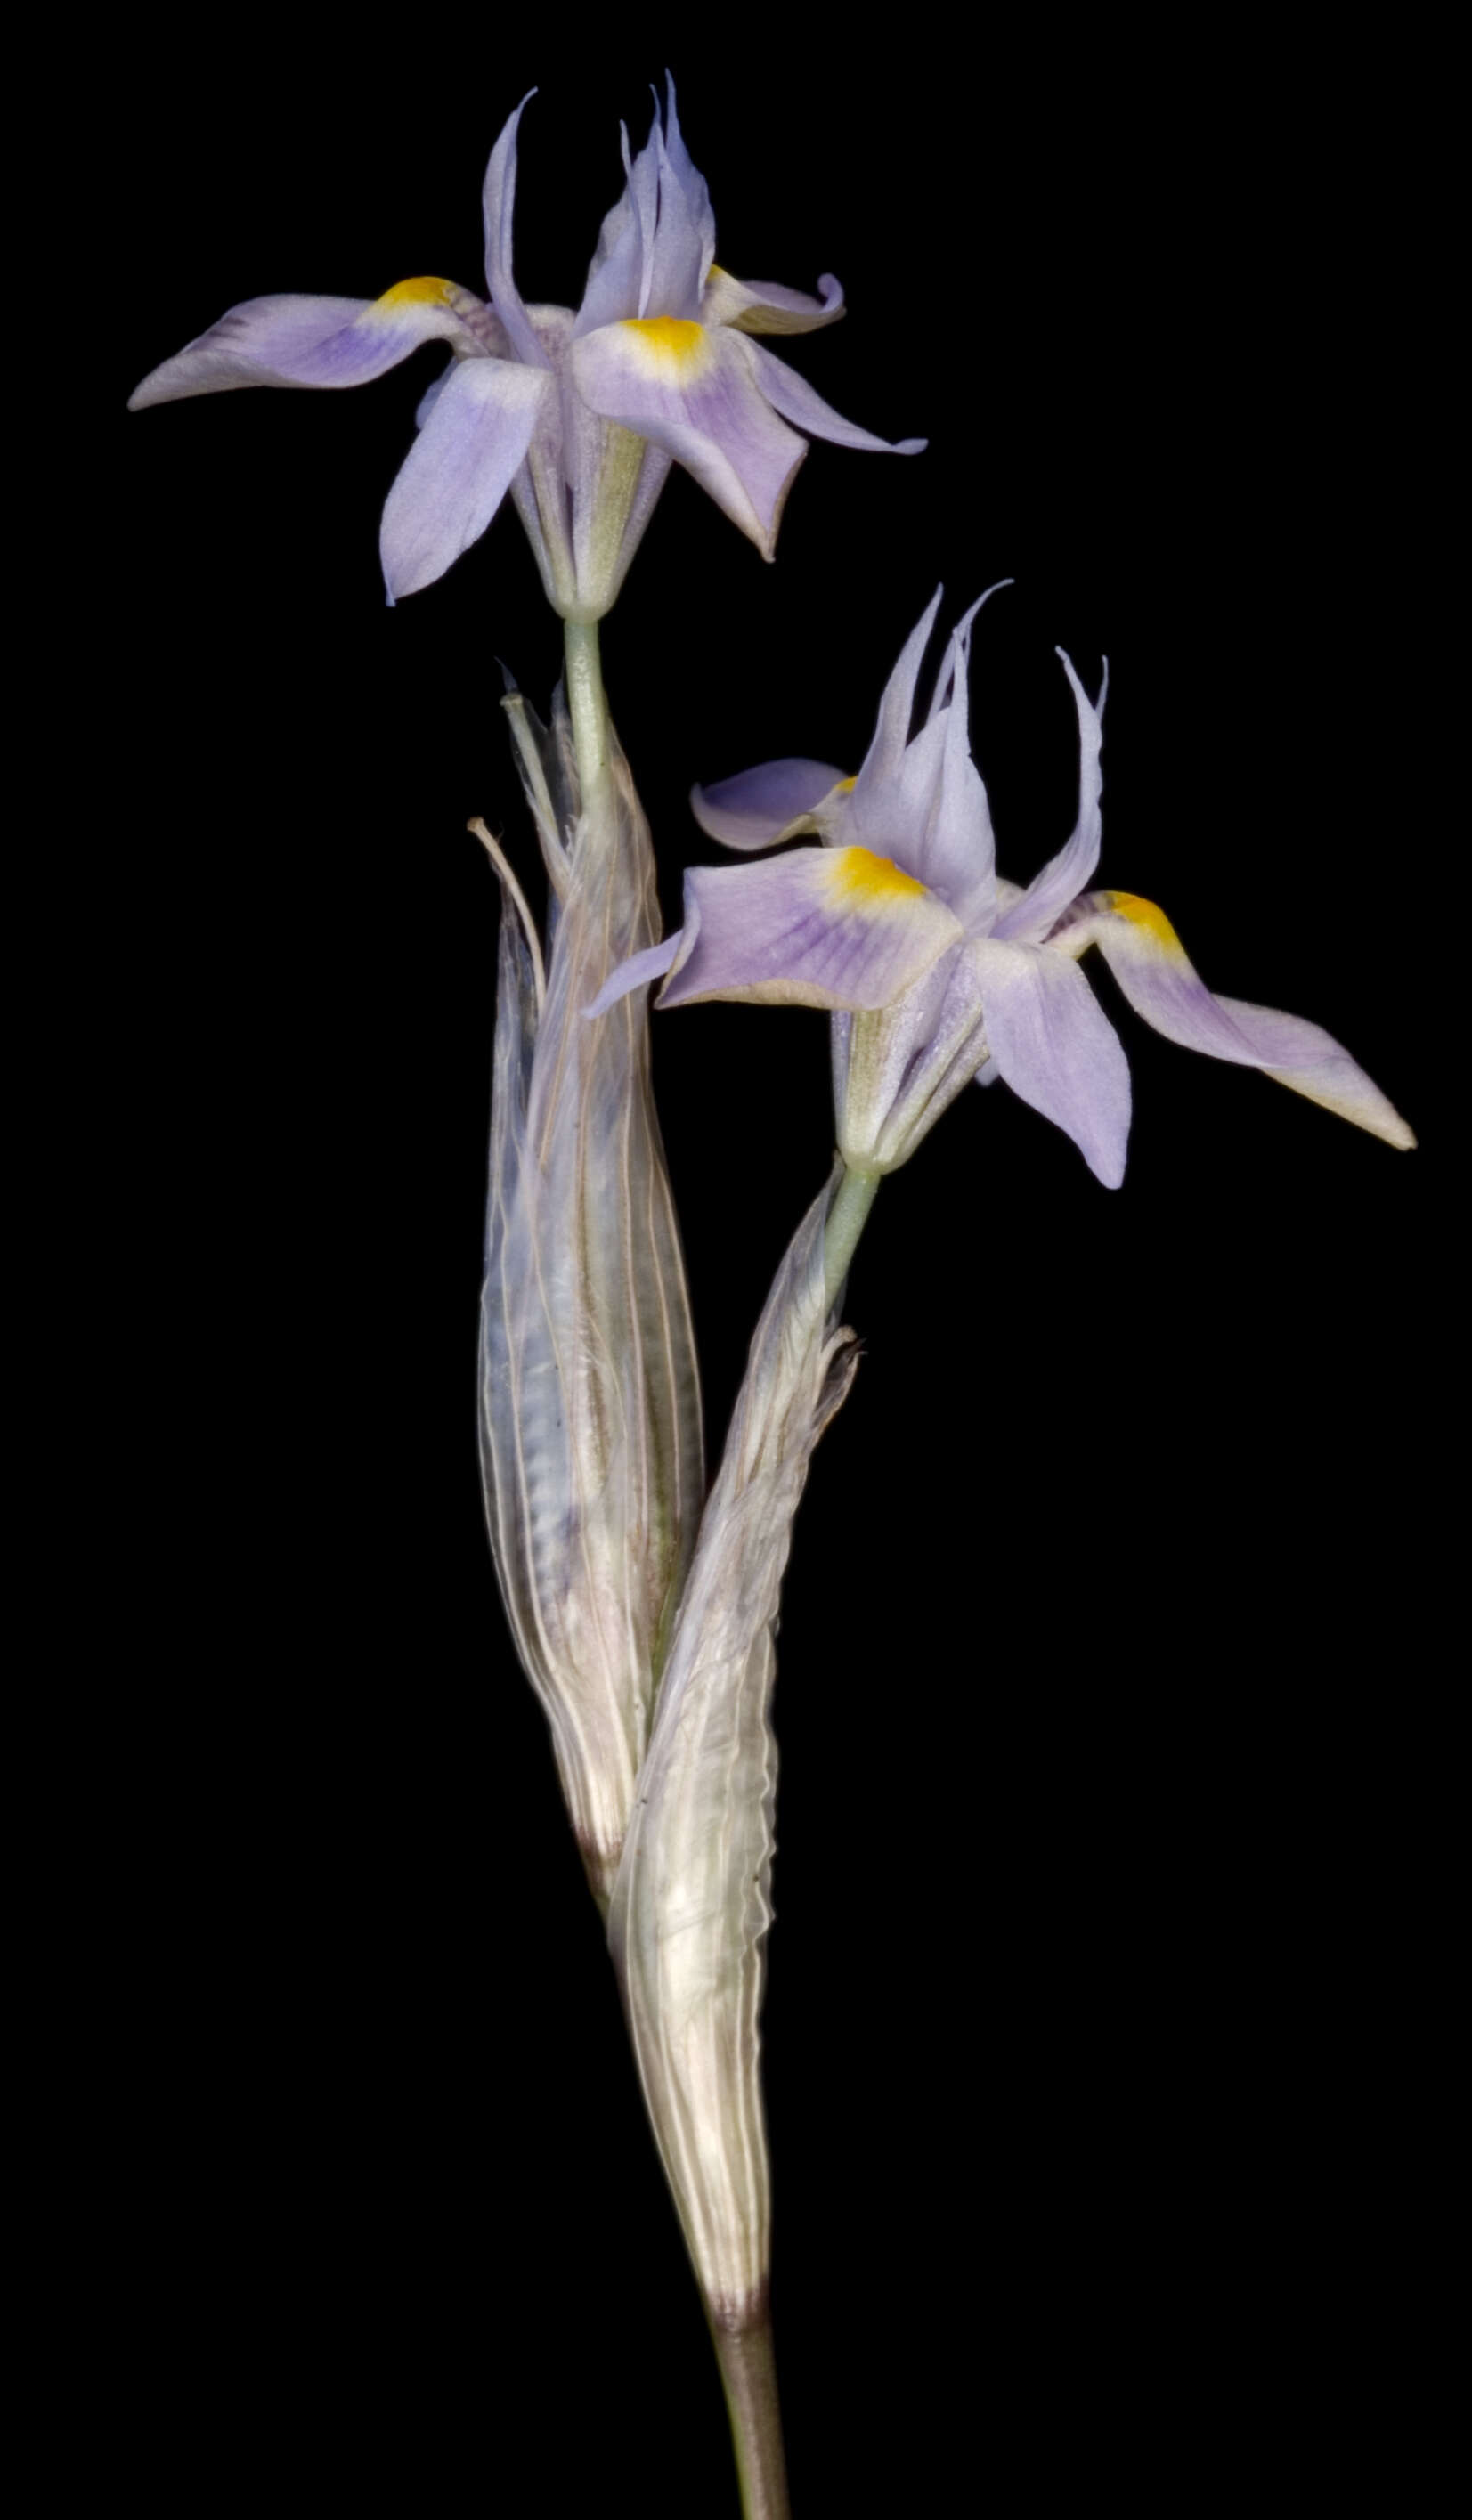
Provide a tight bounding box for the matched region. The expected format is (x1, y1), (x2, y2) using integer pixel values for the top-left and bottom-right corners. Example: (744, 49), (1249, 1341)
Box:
(713, 2313), (790, 2520)
(824, 1163), (881, 1305)
(564, 614), (609, 809)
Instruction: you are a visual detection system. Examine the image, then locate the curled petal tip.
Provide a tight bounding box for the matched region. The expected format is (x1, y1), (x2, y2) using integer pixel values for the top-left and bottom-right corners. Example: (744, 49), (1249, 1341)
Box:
(584, 934), (682, 1019)
(690, 759), (848, 850)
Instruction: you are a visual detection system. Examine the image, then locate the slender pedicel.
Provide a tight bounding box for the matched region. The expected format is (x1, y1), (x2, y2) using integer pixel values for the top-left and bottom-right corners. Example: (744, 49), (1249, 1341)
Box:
(823, 1163), (881, 1304)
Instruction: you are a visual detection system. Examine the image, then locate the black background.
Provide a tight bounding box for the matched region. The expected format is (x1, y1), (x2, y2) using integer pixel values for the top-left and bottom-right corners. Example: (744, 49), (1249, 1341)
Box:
(102, 21), (1444, 2511)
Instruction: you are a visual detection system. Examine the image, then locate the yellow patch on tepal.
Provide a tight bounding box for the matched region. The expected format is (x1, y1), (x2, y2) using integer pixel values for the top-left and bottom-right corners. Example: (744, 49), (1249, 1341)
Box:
(373, 276), (452, 313)
(827, 846), (927, 907)
(1104, 890), (1185, 956)
(621, 316), (710, 374)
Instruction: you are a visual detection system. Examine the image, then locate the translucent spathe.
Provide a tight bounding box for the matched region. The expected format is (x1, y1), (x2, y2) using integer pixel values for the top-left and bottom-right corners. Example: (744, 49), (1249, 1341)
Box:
(609, 1166), (858, 2322)
(481, 687), (703, 1902)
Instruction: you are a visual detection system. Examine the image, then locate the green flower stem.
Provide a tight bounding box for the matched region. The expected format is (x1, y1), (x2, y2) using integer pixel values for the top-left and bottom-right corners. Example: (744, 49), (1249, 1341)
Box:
(823, 1162), (881, 1305)
(713, 2312), (790, 2520)
(564, 614), (609, 809)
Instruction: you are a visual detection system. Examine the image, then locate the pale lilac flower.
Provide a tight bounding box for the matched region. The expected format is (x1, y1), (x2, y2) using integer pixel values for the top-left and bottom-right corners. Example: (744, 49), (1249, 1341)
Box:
(129, 83), (922, 616)
(590, 592), (1415, 1181)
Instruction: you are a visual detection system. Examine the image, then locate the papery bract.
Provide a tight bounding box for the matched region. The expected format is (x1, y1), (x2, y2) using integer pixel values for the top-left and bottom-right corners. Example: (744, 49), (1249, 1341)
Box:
(609, 1167), (858, 2337)
(480, 689), (703, 1902)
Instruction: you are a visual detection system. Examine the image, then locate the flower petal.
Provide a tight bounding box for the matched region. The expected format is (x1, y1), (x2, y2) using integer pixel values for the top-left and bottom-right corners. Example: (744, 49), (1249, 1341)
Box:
(924, 583), (1012, 727)
(655, 847), (964, 1012)
(835, 938), (993, 1174)
(575, 78), (711, 337)
(597, 442), (676, 614)
(414, 357), (455, 429)
(744, 337), (926, 453)
(659, 75), (717, 301)
(923, 687), (998, 931)
(992, 650), (1108, 943)
(702, 267), (845, 335)
(852, 589), (945, 797)
(647, 79), (712, 319)
(585, 935), (680, 1019)
(482, 93), (551, 369)
(575, 122), (651, 336)
(1053, 893), (1416, 1148)
(972, 937), (1132, 1185)
(896, 590), (1013, 925)
(128, 282), (475, 408)
(841, 678), (999, 931)
(689, 759), (850, 850)
(379, 357), (550, 600)
(571, 320), (808, 557)
(842, 712), (947, 866)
